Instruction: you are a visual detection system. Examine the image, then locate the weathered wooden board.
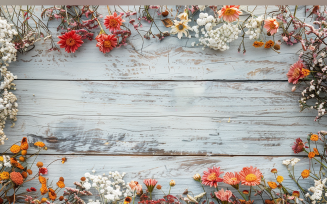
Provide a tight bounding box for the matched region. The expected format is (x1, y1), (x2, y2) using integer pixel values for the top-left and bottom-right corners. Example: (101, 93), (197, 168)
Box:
(19, 155), (313, 202)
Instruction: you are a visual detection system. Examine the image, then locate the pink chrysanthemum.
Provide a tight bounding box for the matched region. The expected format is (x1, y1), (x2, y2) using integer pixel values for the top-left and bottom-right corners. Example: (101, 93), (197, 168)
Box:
(218, 5), (242, 23)
(201, 166), (224, 188)
(104, 12), (125, 33)
(57, 30), (84, 53)
(286, 60), (309, 84)
(143, 179), (157, 193)
(223, 172), (240, 186)
(239, 166), (262, 186)
(264, 18), (279, 35)
(215, 188), (233, 202)
(95, 34), (118, 53)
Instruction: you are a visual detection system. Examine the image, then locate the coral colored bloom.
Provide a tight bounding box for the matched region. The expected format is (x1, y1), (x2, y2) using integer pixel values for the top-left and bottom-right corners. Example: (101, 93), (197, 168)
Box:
(239, 166), (262, 186)
(264, 18), (279, 35)
(96, 34), (118, 53)
(214, 188), (232, 202)
(129, 180), (137, 190)
(39, 167), (48, 175)
(143, 179), (157, 192)
(292, 138), (306, 153)
(310, 134), (319, 141)
(287, 60), (307, 84)
(57, 31), (84, 53)
(135, 184), (142, 194)
(223, 172), (240, 186)
(104, 12), (125, 33)
(10, 172), (24, 185)
(218, 5), (242, 23)
(201, 166), (224, 188)
(301, 169), (310, 178)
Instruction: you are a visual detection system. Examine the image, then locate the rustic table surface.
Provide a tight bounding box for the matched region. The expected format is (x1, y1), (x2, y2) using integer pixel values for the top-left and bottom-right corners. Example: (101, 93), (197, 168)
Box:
(2, 5), (324, 202)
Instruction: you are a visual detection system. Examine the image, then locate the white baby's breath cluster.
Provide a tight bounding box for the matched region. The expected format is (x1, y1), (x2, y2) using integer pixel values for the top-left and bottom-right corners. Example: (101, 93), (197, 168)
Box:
(0, 17), (18, 145)
(305, 178), (327, 203)
(83, 170), (133, 204)
(198, 23), (241, 51)
(282, 158), (300, 166)
(244, 15), (264, 40)
(0, 155), (12, 168)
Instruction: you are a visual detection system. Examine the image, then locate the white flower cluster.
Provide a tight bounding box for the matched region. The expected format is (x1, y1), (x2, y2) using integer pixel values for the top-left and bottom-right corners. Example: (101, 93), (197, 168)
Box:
(0, 17), (18, 65)
(244, 16), (264, 40)
(0, 155), (12, 168)
(0, 17), (18, 145)
(198, 23), (240, 51)
(83, 170), (133, 204)
(282, 158), (300, 166)
(306, 179), (327, 203)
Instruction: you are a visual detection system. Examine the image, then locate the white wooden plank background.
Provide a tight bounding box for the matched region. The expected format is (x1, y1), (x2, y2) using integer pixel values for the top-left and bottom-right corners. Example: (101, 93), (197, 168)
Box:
(1, 5), (319, 202)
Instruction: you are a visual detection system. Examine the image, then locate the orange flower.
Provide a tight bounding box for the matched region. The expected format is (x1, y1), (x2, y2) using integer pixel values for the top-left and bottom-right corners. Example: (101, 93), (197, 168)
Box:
(310, 134), (319, 141)
(19, 156), (25, 162)
(27, 169), (33, 175)
(37, 161), (43, 168)
(21, 137), (29, 150)
(81, 177), (86, 181)
(40, 184), (48, 195)
(41, 198), (47, 203)
(301, 169), (310, 178)
(61, 157), (67, 164)
(48, 188), (57, 201)
(10, 172), (24, 185)
(156, 184), (162, 190)
(57, 181), (65, 188)
(10, 144), (21, 154)
(308, 151), (315, 159)
(10, 157), (18, 165)
(239, 166), (262, 186)
(253, 41), (264, 48)
(0, 172), (9, 180)
(21, 150), (27, 155)
(21, 171), (28, 178)
(302, 69), (310, 77)
(39, 176), (47, 184)
(314, 148), (319, 155)
(270, 168), (277, 173)
(292, 191), (300, 197)
(34, 141), (45, 148)
(217, 5), (242, 23)
(59, 177), (64, 182)
(264, 40), (274, 49)
(59, 196), (64, 201)
(124, 197), (132, 204)
(267, 181), (277, 189)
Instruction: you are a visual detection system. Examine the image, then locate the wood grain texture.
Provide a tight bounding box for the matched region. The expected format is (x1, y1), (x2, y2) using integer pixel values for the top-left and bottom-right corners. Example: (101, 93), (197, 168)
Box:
(20, 155), (313, 202)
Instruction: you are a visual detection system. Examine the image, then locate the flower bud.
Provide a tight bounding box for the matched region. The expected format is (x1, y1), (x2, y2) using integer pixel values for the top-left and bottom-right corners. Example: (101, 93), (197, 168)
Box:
(156, 184), (162, 190)
(193, 173), (201, 181)
(271, 168), (277, 173)
(169, 180), (175, 187)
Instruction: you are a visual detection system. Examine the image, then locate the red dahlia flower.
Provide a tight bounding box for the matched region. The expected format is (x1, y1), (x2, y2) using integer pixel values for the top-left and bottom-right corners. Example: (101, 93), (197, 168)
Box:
(104, 12), (125, 33)
(57, 30), (84, 53)
(96, 34), (118, 53)
(201, 166), (224, 188)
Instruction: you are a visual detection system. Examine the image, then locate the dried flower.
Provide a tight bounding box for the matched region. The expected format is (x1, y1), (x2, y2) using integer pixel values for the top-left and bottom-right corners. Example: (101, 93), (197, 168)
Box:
(61, 157), (67, 164)
(27, 169), (32, 175)
(292, 138), (306, 153)
(170, 20), (191, 39)
(104, 12), (125, 33)
(193, 173), (201, 181)
(239, 166), (262, 186)
(264, 18), (279, 35)
(308, 151), (315, 159)
(48, 188), (57, 201)
(39, 176), (47, 184)
(314, 148), (319, 155)
(310, 134), (319, 141)
(96, 34), (118, 53)
(124, 196), (132, 204)
(40, 184), (48, 195)
(253, 41), (264, 48)
(41, 198), (47, 203)
(273, 44), (280, 50)
(0, 171), (9, 180)
(223, 172), (240, 188)
(19, 156), (25, 162)
(10, 144), (20, 153)
(37, 161), (43, 168)
(276, 175), (283, 183)
(201, 166), (224, 188)
(21, 171), (28, 178)
(57, 180), (65, 188)
(169, 180), (176, 187)
(287, 60), (309, 84)
(271, 168), (277, 173)
(21, 137), (28, 150)
(39, 167), (48, 175)
(34, 141), (45, 148)
(59, 196), (64, 201)
(217, 5), (242, 23)
(214, 188), (232, 202)
(21, 150), (27, 155)
(301, 169), (310, 178)
(264, 40), (274, 49)
(10, 172), (24, 185)
(156, 184), (162, 190)
(267, 181), (277, 189)
(143, 179), (158, 193)
(57, 31), (84, 53)
(81, 176), (86, 181)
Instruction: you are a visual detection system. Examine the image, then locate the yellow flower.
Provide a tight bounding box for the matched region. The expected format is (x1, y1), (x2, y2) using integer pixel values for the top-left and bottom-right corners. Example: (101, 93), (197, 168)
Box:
(0, 156), (3, 162)
(0, 171), (10, 180)
(310, 134), (319, 141)
(267, 181), (277, 189)
(276, 175), (284, 183)
(34, 141), (45, 147)
(10, 144), (21, 154)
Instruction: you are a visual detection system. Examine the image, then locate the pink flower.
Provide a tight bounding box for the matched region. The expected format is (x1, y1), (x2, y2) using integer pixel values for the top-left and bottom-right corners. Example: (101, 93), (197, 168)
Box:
(223, 172), (240, 186)
(143, 179), (157, 192)
(218, 5), (242, 23)
(215, 188), (232, 202)
(239, 166), (262, 186)
(264, 18), (279, 35)
(129, 180), (137, 190)
(286, 60), (308, 84)
(309, 45), (316, 51)
(282, 36), (289, 42)
(135, 184), (142, 194)
(104, 12), (125, 33)
(39, 167), (48, 175)
(95, 34), (118, 53)
(201, 166), (224, 188)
